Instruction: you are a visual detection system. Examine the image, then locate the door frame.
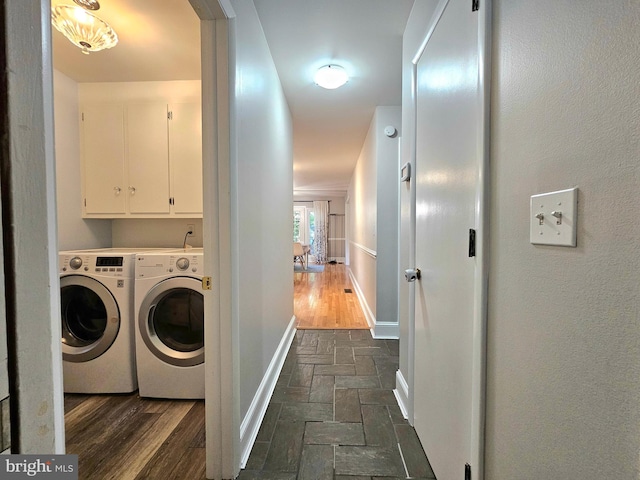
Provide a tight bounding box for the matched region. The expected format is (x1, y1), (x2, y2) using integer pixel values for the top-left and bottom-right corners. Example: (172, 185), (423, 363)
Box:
(407, 0), (491, 477)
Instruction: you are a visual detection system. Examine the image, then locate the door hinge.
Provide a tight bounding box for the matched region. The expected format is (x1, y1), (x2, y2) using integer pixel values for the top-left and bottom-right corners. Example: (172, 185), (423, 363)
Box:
(84, 198), (86, 207)
(168, 111), (173, 120)
(169, 197), (174, 205)
(468, 229), (476, 257)
(472, 0), (479, 11)
(81, 112), (84, 121)
(465, 463), (471, 480)
(202, 276), (212, 290)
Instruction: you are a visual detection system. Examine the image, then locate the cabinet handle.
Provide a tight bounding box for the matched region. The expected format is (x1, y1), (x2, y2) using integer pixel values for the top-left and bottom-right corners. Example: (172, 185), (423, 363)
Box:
(114, 186), (121, 195)
(129, 186), (136, 195)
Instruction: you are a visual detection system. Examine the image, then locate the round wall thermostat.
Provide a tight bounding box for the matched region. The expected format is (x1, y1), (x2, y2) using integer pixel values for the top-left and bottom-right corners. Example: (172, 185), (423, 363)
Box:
(384, 126), (397, 138)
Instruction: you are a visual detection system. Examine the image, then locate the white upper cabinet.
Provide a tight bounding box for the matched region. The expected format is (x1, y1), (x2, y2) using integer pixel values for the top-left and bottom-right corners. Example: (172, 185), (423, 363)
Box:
(82, 104), (126, 215)
(169, 103), (203, 215)
(81, 99), (202, 218)
(126, 103), (170, 215)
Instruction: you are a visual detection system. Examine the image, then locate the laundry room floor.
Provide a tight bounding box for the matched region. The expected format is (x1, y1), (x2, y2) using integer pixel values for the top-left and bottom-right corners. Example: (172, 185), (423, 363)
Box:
(64, 393), (205, 479)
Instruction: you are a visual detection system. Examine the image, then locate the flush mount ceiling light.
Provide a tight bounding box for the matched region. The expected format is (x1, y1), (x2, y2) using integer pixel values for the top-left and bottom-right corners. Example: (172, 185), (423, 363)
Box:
(51, 5), (118, 55)
(73, 0), (101, 10)
(314, 65), (349, 89)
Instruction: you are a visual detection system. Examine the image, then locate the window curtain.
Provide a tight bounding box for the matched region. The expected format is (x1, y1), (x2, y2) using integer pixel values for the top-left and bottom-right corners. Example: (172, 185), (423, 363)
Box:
(313, 201), (329, 264)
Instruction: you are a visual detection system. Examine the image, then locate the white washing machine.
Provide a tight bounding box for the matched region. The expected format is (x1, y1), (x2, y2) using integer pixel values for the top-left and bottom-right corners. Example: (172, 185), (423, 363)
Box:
(59, 248), (138, 393)
(134, 248), (205, 399)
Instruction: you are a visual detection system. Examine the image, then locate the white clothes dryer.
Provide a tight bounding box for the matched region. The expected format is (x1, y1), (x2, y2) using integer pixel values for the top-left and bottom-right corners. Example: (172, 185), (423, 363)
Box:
(134, 248), (205, 399)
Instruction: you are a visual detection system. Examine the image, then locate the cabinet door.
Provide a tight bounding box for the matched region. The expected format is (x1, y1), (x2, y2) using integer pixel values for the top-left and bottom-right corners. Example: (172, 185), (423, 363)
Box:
(126, 103), (170, 214)
(169, 103), (203, 215)
(82, 104), (126, 214)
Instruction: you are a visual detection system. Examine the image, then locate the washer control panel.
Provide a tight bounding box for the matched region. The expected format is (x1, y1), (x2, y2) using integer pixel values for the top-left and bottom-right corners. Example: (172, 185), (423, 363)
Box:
(59, 254), (132, 276)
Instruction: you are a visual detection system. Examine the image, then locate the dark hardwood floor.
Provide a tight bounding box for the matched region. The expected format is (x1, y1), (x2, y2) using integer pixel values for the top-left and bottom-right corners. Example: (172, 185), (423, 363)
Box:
(64, 394), (205, 480)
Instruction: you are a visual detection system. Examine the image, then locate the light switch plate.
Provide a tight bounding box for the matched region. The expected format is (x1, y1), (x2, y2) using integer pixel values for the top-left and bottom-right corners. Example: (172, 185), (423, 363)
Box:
(530, 187), (578, 247)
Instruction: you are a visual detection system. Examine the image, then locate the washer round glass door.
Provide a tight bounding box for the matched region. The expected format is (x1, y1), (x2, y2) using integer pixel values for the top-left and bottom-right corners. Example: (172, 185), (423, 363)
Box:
(60, 275), (120, 363)
(139, 277), (204, 367)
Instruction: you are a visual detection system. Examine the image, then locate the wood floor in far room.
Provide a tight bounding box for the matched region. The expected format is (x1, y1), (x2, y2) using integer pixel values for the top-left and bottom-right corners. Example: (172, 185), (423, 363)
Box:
(295, 263), (369, 330)
(64, 394), (205, 480)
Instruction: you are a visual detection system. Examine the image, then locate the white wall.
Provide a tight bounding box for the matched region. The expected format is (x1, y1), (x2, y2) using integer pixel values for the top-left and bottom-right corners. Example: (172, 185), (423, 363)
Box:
(348, 115), (378, 321)
(347, 106), (401, 337)
(53, 70), (111, 250)
(230, 0), (294, 425)
(112, 218), (203, 248)
(374, 106), (401, 336)
(485, 1), (640, 478)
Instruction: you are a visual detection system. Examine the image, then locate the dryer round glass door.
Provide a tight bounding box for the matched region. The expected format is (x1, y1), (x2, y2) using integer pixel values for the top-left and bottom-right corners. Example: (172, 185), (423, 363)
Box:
(60, 275), (120, 362)
(139, 277), (204, 367)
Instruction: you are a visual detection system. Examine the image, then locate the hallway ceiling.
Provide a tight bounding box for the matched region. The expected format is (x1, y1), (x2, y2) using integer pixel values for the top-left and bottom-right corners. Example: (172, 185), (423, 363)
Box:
(51, 0), (414, 197)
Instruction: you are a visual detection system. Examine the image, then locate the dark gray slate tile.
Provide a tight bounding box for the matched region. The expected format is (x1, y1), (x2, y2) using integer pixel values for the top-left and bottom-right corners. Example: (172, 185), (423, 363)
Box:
(280, 403), (333, 422)
(316, 339), (335, 355)
(309, 375), (334, 403)
(376, 364), (398, 389)
(245, 441), (270, 470)
(260, 473), (297, 480)
(276, 374), (291, 387)
(335, 477), (371, 480)
(335, 389), (361, 423)
(362, 405), (395, 448)
(262, 420), (305, 472)
(298, 444), (334, 480)
(300, 332), (319, 347)
(353, 347), (385, 356)
(335, 376), (380, 389)
(281, 356), (296, 375)
(295, 346), (318, 355)
(271, 386), (309, 403)
(387, 405), (408, 425)
(290, 364), (315, 387)
(336, 346), (355, 364)
(395, 424), (436, 478)
(358, 389), (398, 406)
(336, 338), (377, 348)
(372, 355), (399, 366)
(256, 403), (282, 442)
(354, 356), (376, 375)
(349, 330), (372, 341)
(296, 354), (334, 365)
(335, 446), (405, 477)
(314, 364), (356, 376)
(318, 330), (337, 339)
(304, 422), (365, 446)
(384, 340), (399, 355)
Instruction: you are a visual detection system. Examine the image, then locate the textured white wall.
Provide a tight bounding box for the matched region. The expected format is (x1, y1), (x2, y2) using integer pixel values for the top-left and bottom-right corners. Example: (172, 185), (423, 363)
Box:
(231, 0), (294, 422)
(486, 1), (640, 478)
(53, 70), (111, 250)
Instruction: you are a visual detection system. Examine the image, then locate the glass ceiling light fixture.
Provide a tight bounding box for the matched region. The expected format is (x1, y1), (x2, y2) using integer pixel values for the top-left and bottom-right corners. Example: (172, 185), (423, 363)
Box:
(73, 0), (101, 10)
(51, 4), (118, 55)
(314, 65), (349, 90)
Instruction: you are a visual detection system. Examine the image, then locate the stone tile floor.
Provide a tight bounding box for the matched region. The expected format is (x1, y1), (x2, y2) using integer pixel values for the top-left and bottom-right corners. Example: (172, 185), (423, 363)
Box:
(239, 329), (436, 480)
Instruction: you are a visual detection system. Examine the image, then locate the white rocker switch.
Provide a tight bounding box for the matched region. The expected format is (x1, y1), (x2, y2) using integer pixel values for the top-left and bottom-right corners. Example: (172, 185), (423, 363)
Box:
(530, 187), (578, 247)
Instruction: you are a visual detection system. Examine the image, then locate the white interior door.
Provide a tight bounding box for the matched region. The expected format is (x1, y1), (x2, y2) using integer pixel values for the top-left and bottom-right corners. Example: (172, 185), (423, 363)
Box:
(412, 1), (489, 479)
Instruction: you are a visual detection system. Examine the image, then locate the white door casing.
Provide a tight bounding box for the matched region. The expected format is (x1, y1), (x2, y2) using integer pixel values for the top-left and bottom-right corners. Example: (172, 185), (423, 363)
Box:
(411, 0), (490, 479)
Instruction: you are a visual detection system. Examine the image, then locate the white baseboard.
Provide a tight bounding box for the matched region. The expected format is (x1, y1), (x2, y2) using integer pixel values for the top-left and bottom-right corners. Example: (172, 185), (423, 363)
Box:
(239, 315), (297, 468)
(371, 322), (399, 339)
(348, 269), (398, 339)
(347, 268), (375, 332)
(394, 369), (410, 421)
